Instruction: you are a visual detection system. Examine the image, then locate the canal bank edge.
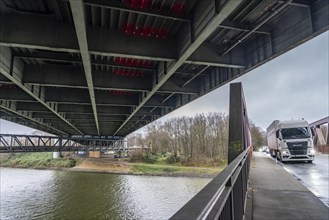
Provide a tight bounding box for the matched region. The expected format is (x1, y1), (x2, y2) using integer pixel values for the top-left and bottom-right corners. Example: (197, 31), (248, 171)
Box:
(0, 153), (223, 178)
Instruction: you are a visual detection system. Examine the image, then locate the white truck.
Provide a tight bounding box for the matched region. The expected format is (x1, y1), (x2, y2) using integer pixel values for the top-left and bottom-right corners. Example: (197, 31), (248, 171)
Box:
(266, 120), (315, 163)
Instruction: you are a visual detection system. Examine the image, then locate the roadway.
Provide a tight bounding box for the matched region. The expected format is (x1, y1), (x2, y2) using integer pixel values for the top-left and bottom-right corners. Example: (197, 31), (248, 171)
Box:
(264, 151), (329, 207)
(247, 152), (329, 220)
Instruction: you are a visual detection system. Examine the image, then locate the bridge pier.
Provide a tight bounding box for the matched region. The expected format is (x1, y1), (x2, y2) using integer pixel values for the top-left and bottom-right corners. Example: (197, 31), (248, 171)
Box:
(327, 125), (329, 146)
(53, 138), (62, 158)
(310, 117), (329, 154)
(53, 151), (61, 159)
(315, 126), (326, 146)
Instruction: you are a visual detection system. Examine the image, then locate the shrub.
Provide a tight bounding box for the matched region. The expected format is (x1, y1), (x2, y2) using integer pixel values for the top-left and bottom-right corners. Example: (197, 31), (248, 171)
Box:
(166, 155), (180, 164)
(0, 152), (79, 168)
(67, 158), (77, 167)
(129, 151), (144, 162)
(142, 153), (158, 164)
(180, 156), (226, 167)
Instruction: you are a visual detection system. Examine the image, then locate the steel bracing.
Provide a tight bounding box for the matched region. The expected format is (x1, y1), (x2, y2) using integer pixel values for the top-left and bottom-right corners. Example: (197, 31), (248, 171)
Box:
(0, 133), (126, 153)
(0, 0), (328, 137)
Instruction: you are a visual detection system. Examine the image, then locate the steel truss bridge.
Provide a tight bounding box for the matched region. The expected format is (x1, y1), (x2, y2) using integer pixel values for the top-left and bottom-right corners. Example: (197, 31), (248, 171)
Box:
(0, 0), (328, 137)
(0, 133), (126, 153)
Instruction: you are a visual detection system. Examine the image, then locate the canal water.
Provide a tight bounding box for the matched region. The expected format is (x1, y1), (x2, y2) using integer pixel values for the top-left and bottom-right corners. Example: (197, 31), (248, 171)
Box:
(0, 167), (211, 220)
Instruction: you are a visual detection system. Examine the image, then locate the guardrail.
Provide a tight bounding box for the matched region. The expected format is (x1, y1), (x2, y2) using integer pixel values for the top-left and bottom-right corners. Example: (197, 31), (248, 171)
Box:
(170, 145), (251, 220)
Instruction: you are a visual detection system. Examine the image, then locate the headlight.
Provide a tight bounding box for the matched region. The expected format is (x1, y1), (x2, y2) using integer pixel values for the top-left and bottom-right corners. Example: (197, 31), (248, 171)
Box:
(309, 149), (315, 154)
(308, 139), (313, 147)
(282, 150), (289, 155)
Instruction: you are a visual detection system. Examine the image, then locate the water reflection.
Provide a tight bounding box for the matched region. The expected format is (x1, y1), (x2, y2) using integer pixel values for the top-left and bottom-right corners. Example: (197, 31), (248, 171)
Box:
(0, 168), (211, 220)
(0, 168), (57, 220)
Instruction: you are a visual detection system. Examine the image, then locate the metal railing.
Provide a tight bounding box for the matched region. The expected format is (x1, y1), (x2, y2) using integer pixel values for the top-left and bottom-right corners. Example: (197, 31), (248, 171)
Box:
(171, 82), (252, 220)
(170, 146), (251, 220)
(0, 134), (126, 153)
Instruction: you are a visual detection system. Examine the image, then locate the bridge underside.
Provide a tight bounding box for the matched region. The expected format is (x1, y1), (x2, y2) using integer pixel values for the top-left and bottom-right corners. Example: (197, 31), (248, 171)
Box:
(0, 0), (328, 137)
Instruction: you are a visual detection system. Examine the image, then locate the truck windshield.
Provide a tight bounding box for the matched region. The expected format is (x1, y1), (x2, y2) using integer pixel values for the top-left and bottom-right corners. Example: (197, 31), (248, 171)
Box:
(281, 127), (310, 139)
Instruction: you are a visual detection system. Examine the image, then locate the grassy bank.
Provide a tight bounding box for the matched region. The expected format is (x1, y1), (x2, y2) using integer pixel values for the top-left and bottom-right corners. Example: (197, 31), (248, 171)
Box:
(131, 163), (223, 176)
(0, 153), (79, 169)
(127, 152), (225, 175)
(1, 152), (225, 177)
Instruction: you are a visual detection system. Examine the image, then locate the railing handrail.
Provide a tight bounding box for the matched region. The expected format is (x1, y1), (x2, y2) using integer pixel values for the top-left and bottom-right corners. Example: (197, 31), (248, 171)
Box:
(170, 145), (251, 220)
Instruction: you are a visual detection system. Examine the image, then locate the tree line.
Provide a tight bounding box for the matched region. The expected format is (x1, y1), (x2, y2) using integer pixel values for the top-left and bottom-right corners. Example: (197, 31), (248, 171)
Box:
(127, 112), (266, 162)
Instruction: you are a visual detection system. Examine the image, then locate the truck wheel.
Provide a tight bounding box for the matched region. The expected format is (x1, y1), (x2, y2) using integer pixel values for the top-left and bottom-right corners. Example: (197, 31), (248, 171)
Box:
(270, 149), (275, 157)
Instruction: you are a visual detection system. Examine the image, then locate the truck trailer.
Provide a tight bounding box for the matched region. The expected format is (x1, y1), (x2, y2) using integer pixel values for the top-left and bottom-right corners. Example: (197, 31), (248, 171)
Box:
(266, 120), (315, 162)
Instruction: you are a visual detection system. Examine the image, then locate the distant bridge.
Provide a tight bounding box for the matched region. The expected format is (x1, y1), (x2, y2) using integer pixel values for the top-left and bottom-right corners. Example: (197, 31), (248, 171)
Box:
(0, 134), (126, 153)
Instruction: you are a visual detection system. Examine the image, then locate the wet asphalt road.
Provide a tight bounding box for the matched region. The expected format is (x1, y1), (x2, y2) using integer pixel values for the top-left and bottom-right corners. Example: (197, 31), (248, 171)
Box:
(265, 152), (329, 207)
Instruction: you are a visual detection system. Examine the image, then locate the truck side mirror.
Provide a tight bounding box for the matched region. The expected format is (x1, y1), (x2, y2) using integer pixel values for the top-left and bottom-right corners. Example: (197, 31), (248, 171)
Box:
(311, 128), (315, 137)
(276, 130), (280, 139)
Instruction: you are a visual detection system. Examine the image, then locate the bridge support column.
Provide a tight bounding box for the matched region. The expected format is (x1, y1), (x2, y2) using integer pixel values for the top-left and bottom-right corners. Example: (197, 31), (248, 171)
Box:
(315, 126), (326, 146)
(228, 82), (251, 164)
(53, 137), (62, 158)
(314, 125), (329, 154)
(326, 122), (329, 146)
(53, 151), (61, 158)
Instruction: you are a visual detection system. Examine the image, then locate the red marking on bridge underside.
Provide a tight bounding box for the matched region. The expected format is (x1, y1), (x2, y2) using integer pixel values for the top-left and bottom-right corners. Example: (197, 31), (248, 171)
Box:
(121, 24), (170, 39)
(114, 57), (153, 68)
(124, 0), (187, 16)
(171, 2), (186, 16)
(113, 57), (153, 77)
(0, 84), (19, 89)
(121, 1), (188, 39)
(110, 90), (134, 96)
(113, 68), (145, 77)
(124, 0), (151, 9)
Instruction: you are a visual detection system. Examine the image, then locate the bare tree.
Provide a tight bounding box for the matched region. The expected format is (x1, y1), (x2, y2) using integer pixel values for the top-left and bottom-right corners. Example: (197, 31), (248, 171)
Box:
(127, 112), (261, 163)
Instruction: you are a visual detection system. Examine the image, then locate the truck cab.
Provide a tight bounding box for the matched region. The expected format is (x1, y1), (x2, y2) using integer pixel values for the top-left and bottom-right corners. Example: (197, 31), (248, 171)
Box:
(267, 120), (315, 163)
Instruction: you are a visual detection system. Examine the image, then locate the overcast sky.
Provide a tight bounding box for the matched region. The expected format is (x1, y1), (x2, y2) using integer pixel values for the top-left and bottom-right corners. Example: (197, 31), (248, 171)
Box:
(160, 31), (329, 130)
(161, 32), (329, 130)
(0, 32), (328, 134)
